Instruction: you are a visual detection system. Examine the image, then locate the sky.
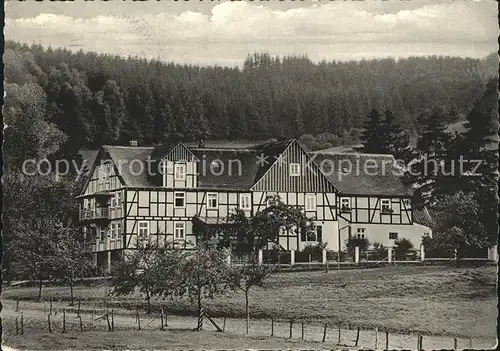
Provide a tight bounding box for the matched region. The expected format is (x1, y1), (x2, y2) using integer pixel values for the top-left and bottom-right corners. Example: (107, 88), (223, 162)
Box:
(4, 0), (499, 67)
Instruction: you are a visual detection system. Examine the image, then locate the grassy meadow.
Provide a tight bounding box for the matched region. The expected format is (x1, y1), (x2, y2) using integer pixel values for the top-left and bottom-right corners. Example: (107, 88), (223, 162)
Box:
(3, 265), (497, 340)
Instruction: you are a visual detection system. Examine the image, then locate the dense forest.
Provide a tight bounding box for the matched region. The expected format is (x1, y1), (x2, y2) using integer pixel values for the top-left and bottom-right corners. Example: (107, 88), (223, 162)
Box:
(3, 40), (497, 160)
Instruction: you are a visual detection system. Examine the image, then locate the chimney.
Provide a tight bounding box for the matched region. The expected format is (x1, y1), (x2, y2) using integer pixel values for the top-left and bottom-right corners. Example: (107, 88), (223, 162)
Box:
(129, 140), (138, 147)
(198, 138), (205, 148)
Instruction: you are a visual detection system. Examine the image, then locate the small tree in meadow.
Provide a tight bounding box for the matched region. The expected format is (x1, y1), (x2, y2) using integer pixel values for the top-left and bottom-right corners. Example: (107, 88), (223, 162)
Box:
(112, 238), (183, 313)
(54, 223), (93, 306)
(173, 244), (232, 329)
(230, 254), (275, 334)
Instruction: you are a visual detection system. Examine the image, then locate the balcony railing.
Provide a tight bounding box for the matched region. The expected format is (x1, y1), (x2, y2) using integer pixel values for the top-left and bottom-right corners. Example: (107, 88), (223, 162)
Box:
(79, 208), (110, 221)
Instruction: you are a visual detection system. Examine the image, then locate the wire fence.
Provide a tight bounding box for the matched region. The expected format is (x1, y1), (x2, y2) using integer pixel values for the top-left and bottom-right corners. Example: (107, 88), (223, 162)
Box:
(3, 298), (494, 350)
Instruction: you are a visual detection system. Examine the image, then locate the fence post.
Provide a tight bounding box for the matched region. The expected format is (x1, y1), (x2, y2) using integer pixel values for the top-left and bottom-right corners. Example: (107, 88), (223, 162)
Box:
(111, 309), (115, 331)
(258, 249), (263, 266)
(20, 312), (24, 335)
(62, 309), (66, 333)
(50, 298), (53, 315)
(375, 327), (378, 349)
(290, 250), (295, 266)
(322, 249), (327, 265)
(385, 330), (389, 349)
(453, 337), (457, 349)
(388, 247), (393, 263)
(77, 299), (81, 316)
(289, 319), (293, 338)
(16, 296), (19, 312)
(355, 246), (360, 264)
(47, 314), (52, 333)
(223, 317), (226, 332)
(197, 307), (204, 331)
(420, 244), (425, 262)
(355, 326), (360, 346)
(301, 322), (304, 340)
(337, 323), (341, 344)
(160, 308), (165, 331)
(271, 316), (274, 336)
(15, 317), (19, 335)
(136, 309), (141, 331)
(322, 323), (328, 342)
(78, 315), (84, 332)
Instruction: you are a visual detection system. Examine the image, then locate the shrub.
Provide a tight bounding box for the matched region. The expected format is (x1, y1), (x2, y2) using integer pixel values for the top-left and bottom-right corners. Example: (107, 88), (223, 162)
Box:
(371, 242), (388, 261)
(394, 238), (414, 260)
(345, 236), (370, 259)
(299, 242), (327, 262)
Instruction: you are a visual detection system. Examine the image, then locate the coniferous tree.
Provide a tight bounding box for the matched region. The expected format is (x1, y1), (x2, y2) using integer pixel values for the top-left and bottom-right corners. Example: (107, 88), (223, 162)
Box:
(409, 105), (453, 205)
(359, 109), (384, 153)
(460, 78), (499, 244)
(379, 109), (411, 161)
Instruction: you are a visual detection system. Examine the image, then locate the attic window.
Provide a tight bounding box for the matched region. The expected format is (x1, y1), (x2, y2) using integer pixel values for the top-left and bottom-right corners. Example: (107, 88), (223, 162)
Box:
(381, 199), (392, 214)
(174, 163), (186, 181)
(289, 163), (301, 176)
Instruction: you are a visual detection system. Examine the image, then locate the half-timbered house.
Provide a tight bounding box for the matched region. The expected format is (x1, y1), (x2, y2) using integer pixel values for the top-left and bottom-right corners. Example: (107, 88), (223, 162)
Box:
(78, 140), (432, 270)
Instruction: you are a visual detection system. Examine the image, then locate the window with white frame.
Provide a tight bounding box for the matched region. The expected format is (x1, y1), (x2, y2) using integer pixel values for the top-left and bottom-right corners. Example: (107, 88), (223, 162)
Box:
(138, 221), (149, 238)
(207, 193), (218, 209)
(116, 192), (122, 207)
(174, 222), (185, 239)
(117, 222), (122, 237)
(340, 197), (351, 212)
(389, 232), (398, 240)
(111, 223), (116, 239)
(98, 164), (111, 191)
(356, 228), (366, 239)
(99, 226), (106, 241)
(305, 195), (316, 211)
(174, 192), (185, 208)
(289, 163), (301, 176)
(381, 199), (392, 213)
(174, 163), (186, 181)
(240, 194), (251, 210)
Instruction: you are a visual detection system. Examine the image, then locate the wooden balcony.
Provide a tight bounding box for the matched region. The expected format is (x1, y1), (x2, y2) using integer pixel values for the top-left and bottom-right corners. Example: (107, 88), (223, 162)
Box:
(79, 208), (110, 222)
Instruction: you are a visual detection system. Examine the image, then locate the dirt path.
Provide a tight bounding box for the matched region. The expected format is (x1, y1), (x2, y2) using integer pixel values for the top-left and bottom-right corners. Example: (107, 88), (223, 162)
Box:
(2, 300), (496, 349)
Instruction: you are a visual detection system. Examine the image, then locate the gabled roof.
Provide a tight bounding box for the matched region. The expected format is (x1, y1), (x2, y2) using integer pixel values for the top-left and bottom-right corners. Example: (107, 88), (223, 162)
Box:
(310, 151), (413, 196)
(103, 145), (154, 188)
(79, 141), (414, 196)
(190, 147), (261, 190)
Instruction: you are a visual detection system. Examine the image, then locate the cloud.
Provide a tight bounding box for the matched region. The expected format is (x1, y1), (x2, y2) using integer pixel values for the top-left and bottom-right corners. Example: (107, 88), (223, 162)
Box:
(5, 1), (498, 66)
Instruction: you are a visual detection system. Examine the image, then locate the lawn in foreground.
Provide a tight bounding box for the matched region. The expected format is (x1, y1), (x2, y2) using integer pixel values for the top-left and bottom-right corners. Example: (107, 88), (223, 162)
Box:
(4, 265), (497, 339)
(3, 330), (333, 350)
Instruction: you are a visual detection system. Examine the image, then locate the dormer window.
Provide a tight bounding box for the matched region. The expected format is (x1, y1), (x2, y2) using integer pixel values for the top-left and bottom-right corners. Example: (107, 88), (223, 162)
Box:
(381, 199), (393, 214)
(289, 163), (301, 176)
(174, 163), (186, 181)
(340, 198), (351, 213)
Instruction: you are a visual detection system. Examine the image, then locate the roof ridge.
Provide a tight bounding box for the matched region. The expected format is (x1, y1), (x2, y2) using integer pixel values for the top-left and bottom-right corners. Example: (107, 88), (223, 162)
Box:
(311, 151), (396, 158)
(103, 145), (155, 149)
